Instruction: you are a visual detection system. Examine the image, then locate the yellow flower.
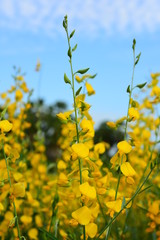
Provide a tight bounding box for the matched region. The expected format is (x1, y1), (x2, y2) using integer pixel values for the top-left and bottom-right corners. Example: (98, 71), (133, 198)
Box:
(106, 199), (122, 212)
(16, 75), (24, 81)
(72, 206), (92, 225)
(117, 141), (132, 154)
(15, 89), (23, 101)
(56, 110), (74, 121)
(120, 162), (136, 177)
(57, 160), (67, 170)
(72, 143), (89, 158)
(0, 120), (13, 132)
(79, 182), (96, 199)
(20, 215), (32, 225)
(128, 107), (140, 121)
(80, 118), (94, 137)
(107, 121), (116, 128)
(94, 142), (106, 154)
(85, 82), (95, 96)
(28, 228), (38, 240)
(35, 59), (41, 72)
(86, 223), (97, 238)
(11, 182), (25, 198)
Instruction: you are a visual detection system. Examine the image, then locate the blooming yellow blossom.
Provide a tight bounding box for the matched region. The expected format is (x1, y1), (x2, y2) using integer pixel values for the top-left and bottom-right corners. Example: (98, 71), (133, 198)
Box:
(28, 228), (38, 240)
(72, 206), (92, 225)
(72, 143), (89, 158)
(128, 107), (140, 121)
(11, 182), (25, 198)
(117, 141), (132, 154)
(79, 182), (96, 199)
(0, 120), (13, 132)
(15, 89), (23, 101)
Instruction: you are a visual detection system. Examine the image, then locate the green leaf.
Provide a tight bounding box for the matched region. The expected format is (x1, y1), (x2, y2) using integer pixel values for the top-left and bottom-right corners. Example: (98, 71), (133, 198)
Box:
(76, 68), (90, 74)
(135, 52), (141, 65)
(76, 86), (82, 96)
(68, 47), (72, 58)
(121, 196), (126, 209)
(1, 105), (8, 120)
(72, 44), (77, 52)
(136, 82), (147, 89)
(39, 228), (58, 240)
(70, 30), (75, 38)
(126, 85), (131, 93)
(64, 73), (71, 85)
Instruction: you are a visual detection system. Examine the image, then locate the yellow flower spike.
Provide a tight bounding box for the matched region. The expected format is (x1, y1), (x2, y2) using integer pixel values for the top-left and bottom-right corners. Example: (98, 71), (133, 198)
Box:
(86, 223), (98, 238)
(28, 228), (38, 240)
(11, 182), (25, 198)
(128, 107), (140, 121)
(79, 182), (96, 199)
(85, 82), (95, 96)
(15, 89), (23, 101)
(72, 206), (92, 225)
(0, 120), (13, 132)
(72, 143), (89, 158)
(107, 121), (116, 128)
(121, 162), (136, 177)
(117, 140), (132, 154)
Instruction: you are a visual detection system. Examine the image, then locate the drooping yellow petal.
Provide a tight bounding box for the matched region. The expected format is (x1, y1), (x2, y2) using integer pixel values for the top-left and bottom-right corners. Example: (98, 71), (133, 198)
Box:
(85, 82), (95, 96)
(72, 143), (89, 158)
(79, 182), (96, 199)
(117, 141), (132, 154)
(106, 121), (116, 128)
(72, 206), (92, 225)
(0, 120), (13, 132)
(121, 162), (136, 177)
(86, 223), (97, 238)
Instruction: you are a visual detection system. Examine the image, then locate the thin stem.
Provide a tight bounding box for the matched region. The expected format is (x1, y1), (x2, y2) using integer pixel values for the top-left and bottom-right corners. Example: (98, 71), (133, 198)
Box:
(64, 19), (85, 240)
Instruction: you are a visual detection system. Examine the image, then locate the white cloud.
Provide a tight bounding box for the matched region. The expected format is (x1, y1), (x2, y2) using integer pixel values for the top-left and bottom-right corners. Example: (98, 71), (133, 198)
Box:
(0, 0), (160, 36)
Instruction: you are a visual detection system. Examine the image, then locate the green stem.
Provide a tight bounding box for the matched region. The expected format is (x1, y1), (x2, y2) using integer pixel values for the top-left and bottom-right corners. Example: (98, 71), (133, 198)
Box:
(96, 166), (154, 239)
(64, 19), (85, 240)
(2, 141), (21, 239)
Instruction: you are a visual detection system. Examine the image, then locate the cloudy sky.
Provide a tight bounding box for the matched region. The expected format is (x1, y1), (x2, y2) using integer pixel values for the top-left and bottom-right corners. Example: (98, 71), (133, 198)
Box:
(0, 0), (160, 126)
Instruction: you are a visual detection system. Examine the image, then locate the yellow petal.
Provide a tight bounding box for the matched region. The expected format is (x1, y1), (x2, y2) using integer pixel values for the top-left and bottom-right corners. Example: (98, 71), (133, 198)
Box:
(72, 206), (92, 225)
(85, 82), (95, 96)
(106, 200), (122, 212)
(79, 182), (96, 199)
(86, 223), (97, 238)
(117, 141), (132, 154)
(72, 143), (89, 158)
(121, 162), (136, 177)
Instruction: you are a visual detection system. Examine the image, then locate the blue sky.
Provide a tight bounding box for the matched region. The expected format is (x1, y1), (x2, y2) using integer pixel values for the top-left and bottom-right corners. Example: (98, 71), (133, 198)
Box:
(0, 0), (160, 126)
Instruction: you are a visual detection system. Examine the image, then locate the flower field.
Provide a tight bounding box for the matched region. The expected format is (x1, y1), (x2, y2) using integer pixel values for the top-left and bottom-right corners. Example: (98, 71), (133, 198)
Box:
(0, 16), (160, 240)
